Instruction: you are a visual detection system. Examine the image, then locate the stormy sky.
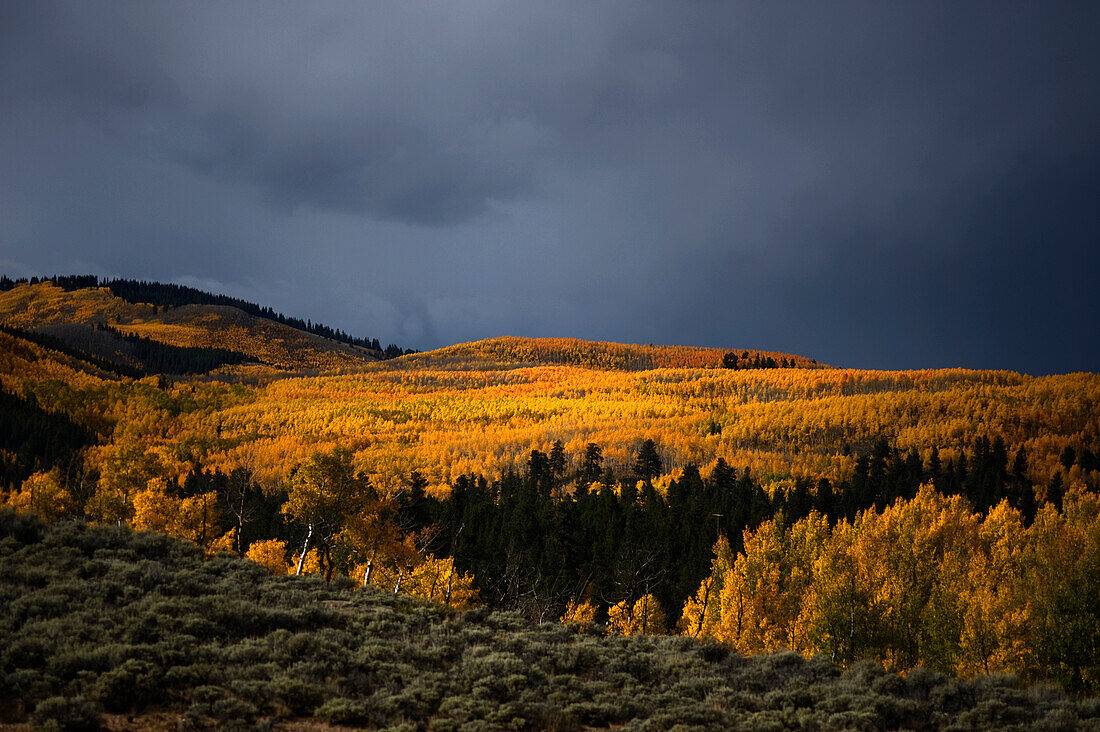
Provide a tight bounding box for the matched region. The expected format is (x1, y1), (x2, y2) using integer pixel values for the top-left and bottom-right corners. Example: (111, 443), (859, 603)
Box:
(1, 2), (1097, 374)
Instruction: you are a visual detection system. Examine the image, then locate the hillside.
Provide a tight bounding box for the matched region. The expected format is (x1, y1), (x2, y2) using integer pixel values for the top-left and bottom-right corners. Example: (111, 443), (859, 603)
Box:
(2, 278), (1099, 703)
(0, 281), (1095, 491)
(0, 281), (382, 372)
(390, 336), (821, 372)
(2, 511), (1096, 731)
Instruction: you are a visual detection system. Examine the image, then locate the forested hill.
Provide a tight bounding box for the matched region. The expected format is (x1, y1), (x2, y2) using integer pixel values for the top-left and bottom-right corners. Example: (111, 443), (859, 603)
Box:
(0, 278), (396, 372)
(0, 277), (821, 376)
(389, 335), (822, 372)
(3, 511), (1096, 731)
(0, 274), (410, 357)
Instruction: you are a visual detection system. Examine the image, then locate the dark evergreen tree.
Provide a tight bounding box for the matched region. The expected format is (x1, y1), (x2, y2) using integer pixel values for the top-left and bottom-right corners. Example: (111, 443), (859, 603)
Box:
(548, 441), (567, 480)
(1047, 472), (1064, 512)
(634, 439), (662, 482)
(580, 443), (603, 484)
(814, 477), (835, 518)
(1079, 448), (1097, 474)
(398, 472), (432, 536)
(1060, 446), (1077, 471)
(527, 450), (552, 496)
(929, 446), (942, 482)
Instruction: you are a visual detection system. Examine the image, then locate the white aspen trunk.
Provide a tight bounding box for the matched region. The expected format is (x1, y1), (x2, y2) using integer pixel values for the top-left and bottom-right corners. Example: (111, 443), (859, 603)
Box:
(393, 568), (404, 594)
(295, 524), (313, 576)
(362, 549), (376, 588)
(235, 489), (247, 555)
(848, 571), (856, 662)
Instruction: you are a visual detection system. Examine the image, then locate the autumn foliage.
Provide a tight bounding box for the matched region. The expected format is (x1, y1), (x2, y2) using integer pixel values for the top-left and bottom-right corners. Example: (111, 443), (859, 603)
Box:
(685, 485), (1100, 694)
(2, 278), (1099, 697)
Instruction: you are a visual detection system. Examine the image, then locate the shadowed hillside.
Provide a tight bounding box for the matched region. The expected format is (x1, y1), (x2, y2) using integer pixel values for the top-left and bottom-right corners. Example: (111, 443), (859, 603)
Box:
(3, 511), (1097, 731)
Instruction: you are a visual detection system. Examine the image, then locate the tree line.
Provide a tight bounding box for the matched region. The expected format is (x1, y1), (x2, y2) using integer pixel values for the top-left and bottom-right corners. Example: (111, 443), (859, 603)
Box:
(722, 351), (805, 369)
(6, 430), (1087, 620)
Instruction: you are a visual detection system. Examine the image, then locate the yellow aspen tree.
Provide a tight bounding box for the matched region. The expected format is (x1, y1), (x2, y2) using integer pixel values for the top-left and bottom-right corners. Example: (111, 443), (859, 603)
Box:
(561, 598), (598, 626)
(801, 519), (879, 667)
(86, 441), (166, 524)
(716, 516), (824, 654)
(1024, 490), (1100, 695)
(835, 486), (978, 672)
(956, 500), (1030, 677)
(606, 599), (635, 636)
(4, 470), (74, 522)
(282, 447), (365, 580)
(630, 594), (667, 635)
(246, 539), (291, 575)
(679, 535), (735, 638)
(606, 594), (666, 636)
(131, 480), (179, 533)
(400, 556), (479, 608)
(343, 493), (400, 588)
(173, 492), (220, 551)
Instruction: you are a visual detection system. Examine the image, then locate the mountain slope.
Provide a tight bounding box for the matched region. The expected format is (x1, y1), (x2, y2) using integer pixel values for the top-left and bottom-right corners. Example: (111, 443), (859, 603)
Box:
(3, 512), (1095, 731)
(388, 335), (821, 372)
(0, 281), (381, 372)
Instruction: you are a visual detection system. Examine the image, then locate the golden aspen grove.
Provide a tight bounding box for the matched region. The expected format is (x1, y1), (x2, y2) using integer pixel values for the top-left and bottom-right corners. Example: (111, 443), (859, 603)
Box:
(2, 277), (1099, 728)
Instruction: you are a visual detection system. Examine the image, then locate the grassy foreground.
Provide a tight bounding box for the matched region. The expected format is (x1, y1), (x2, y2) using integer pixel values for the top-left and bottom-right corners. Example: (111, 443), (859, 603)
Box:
(2, 512), (1098, 731)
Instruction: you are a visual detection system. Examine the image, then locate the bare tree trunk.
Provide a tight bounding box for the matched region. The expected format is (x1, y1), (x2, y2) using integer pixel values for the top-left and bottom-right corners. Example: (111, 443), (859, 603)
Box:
(736, 583), (745, 642)
(295, 524), (313, 576)
(444, 524), (463, 606)
(694, 577), (713, 638)
(198, 496), (210, 548)
(444, 559), (456, 606)
(323, 545), (335, 583)
(394, 568), (404, 594)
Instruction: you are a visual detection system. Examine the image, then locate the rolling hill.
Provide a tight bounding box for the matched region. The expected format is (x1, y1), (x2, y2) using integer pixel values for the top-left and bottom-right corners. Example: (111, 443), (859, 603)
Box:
(1, 277), (1095, 491)
(2, 276), (1099, 710)
(390, 335), (821, 372)
(0, 280), (383, 372)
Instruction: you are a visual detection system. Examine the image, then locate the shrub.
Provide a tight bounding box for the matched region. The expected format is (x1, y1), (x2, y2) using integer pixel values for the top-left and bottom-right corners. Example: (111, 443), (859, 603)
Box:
(210, 697), (258, 722)
(32, 696), (102, 732)
(91, 659), (161, 712)
(270, 676), (324, 715)
(0, 509), (44, 545)
(314, 697), (373, 724)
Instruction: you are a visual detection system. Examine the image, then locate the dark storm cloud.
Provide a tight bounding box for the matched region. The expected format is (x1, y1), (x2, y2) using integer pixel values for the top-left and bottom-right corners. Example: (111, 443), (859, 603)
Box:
(1, 2), (1097, 372)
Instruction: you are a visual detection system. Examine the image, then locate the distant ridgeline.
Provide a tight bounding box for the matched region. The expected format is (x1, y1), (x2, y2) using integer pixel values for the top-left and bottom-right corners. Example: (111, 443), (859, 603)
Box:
(0, 274), (412, 358)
